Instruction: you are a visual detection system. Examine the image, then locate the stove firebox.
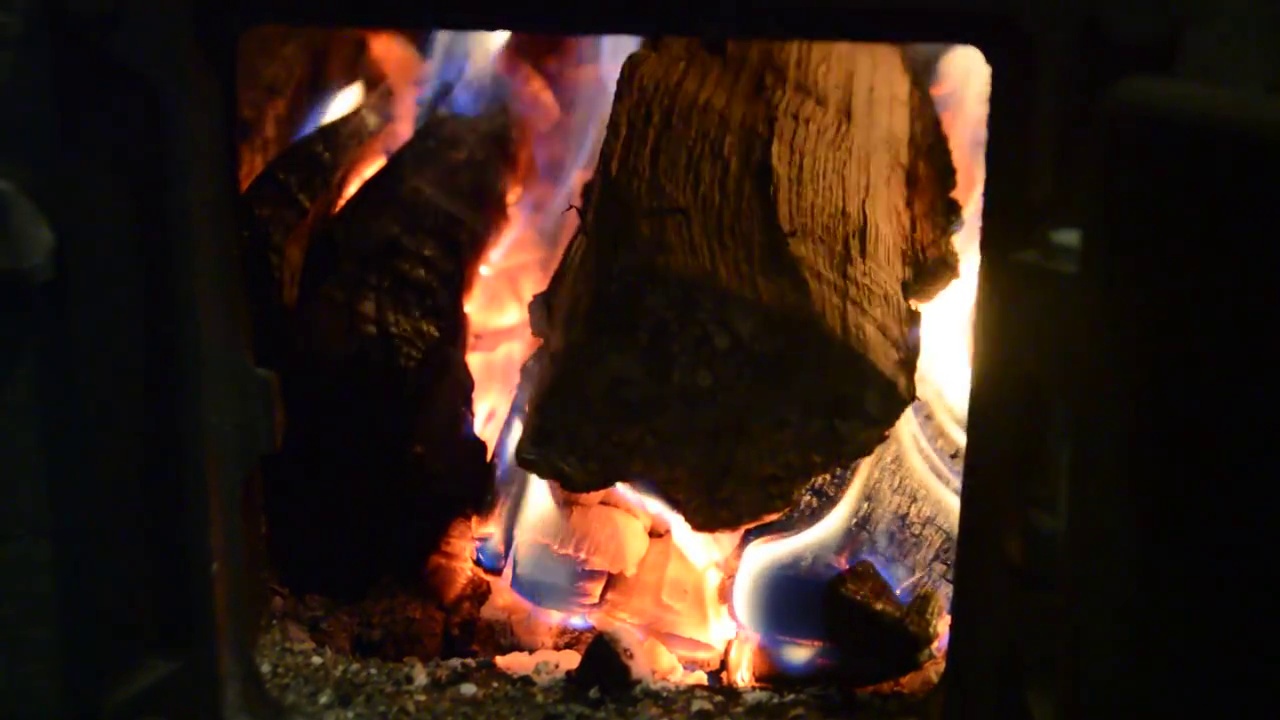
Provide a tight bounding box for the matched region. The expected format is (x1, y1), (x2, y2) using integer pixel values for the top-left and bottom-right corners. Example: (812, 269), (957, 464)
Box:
(3, 1), (1278, 719)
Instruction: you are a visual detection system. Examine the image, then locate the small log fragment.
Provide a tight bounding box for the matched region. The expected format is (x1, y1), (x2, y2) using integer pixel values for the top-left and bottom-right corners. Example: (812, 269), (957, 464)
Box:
(260, 107), (520, 598)
(822, 559), (941, 686)
(572, 633), (635, 695)
(571, 622), (705, 693)
(517, 39), (961, 530)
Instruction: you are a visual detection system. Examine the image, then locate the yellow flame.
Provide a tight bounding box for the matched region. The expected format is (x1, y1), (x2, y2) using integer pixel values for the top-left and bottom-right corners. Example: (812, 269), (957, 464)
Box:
(725, 631), (759, 687)
(915, 45), (992, 422)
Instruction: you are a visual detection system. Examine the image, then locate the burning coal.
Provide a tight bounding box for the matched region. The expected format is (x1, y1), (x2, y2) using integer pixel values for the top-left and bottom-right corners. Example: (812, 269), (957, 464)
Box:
(280, 30), (990, 690)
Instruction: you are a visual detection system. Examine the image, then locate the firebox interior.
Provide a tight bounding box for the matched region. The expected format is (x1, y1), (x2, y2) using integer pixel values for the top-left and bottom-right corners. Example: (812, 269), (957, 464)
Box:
(236, 26), (988, 717)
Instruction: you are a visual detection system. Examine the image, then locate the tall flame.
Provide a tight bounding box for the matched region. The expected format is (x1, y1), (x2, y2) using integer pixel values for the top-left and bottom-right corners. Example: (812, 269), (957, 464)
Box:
(448, 34), (642, 454)
(917, 45), (991, 426)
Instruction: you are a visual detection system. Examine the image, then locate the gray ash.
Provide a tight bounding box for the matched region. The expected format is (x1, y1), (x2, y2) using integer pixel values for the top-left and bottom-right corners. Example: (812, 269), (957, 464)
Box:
(255, 620), (935, 719)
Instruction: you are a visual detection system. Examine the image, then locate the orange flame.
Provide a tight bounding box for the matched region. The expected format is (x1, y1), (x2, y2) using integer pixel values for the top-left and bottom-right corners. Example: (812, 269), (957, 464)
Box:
(332, 31), (426, 212)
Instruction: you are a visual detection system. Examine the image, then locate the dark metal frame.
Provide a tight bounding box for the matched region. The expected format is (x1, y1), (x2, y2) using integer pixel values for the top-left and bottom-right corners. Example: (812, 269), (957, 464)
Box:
(9, 1), (1272, 719)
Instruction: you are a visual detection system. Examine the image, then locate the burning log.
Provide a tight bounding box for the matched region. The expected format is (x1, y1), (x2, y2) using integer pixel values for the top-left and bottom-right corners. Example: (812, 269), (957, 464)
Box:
(822, 559), (942, 686)
(517, 39), (962, 530)
(239, 95), (391, 371)
(236, 27), (372, 190)
(260, 106), (521, 598)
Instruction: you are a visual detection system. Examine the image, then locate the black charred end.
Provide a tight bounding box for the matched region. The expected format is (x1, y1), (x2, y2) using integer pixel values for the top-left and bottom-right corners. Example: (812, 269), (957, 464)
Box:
(902, 248), (961, 305)
(571, 633), (636, 696)
(822, 560), (939, 687)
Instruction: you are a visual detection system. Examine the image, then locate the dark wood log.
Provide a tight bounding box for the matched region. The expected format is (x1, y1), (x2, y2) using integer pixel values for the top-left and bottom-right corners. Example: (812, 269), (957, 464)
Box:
(239, 95), (390, 371)
(517, 39), (961, 530)
(260, 107), (520, 599)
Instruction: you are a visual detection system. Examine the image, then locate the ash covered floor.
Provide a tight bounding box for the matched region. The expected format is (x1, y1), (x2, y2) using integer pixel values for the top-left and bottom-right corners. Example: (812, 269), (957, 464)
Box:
(255, 620), (937, 719)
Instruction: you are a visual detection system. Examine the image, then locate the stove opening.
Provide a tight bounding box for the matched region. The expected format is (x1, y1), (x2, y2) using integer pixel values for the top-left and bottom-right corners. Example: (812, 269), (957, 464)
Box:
(237, 28), (989, 718)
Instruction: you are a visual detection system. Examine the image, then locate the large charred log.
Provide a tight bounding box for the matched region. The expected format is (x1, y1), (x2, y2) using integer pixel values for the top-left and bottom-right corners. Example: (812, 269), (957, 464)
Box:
(517, 39), (961, 530)
(260, 107), (521, 599)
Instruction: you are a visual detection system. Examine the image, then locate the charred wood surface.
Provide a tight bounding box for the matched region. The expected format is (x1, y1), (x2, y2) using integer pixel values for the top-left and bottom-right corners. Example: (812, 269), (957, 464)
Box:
(823, 559), (942, 687)
(239, 98), (390, 371)
(237, 27), (371, 190)
(737, 406), (961, 612)
(259, 108), (519, 599)
(518, 39), (960, 530)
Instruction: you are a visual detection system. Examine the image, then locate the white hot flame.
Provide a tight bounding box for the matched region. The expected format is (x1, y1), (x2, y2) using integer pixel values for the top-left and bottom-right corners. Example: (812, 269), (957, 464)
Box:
(317, 80), (367, 127)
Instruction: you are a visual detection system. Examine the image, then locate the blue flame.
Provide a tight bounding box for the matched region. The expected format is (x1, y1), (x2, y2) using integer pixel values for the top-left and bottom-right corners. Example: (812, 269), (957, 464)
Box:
(418, 31), (513, 119)
(564, 614), (594, 631)
(474, 536), (506, 574)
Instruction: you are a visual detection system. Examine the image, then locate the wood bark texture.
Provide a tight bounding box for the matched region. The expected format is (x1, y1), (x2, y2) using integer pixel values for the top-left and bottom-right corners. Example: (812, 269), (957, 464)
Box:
(823, 559), (942, 685)
(517, 39), (961, 530)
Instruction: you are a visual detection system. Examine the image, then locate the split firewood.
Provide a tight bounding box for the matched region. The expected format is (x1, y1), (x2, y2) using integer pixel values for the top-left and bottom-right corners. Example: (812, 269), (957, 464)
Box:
(260, 106), (521, 598)
(517, 39), (961, 530)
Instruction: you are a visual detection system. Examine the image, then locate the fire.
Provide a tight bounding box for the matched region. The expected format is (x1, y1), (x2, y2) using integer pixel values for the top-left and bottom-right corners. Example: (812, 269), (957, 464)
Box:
(917, 45), (991, 425)
(432, 32), (640, 453)
(331, 31), (428, 212)
(310, 32), (989, 689)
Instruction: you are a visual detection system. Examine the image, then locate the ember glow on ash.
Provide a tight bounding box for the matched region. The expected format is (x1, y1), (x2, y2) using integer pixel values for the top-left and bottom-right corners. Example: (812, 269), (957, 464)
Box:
(308, 33), (990, 688)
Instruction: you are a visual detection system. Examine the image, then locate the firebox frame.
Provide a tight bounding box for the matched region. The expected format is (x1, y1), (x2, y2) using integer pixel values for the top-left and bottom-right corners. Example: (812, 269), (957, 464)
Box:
(6, 0), (1217, 718)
